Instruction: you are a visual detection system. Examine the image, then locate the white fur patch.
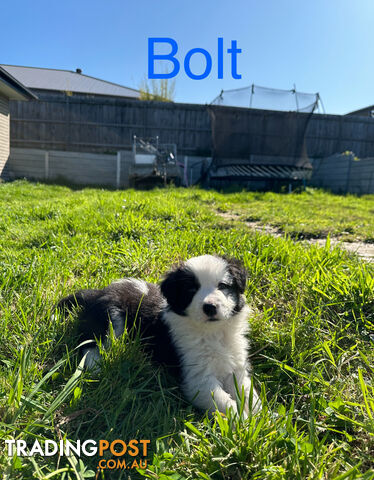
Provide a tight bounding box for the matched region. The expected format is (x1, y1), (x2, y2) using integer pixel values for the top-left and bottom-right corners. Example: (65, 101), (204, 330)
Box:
(185, 255), (236, 325)
(185, 255), (227, 285)
(113, 278), (149, 295)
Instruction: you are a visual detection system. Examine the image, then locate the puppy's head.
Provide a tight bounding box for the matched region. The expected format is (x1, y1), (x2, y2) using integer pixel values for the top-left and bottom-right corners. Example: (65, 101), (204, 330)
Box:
(161, 255), (247, 324)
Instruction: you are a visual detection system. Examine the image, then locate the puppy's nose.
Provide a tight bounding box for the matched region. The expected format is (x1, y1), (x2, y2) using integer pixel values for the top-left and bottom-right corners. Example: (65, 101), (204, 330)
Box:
(203, 303), (217, 317)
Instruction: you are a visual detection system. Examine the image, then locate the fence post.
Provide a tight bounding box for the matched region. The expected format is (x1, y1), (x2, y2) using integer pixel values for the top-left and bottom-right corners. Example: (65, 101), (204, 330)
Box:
(345, 154), (353, 194)
(45, 151), (49, 180)
(116, 151), (121, 189)
(184, 156), (188, 186)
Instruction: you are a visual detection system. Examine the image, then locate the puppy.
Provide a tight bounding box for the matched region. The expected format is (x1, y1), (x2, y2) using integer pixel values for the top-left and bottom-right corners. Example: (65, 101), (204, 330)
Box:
(57, 255), (261, 416)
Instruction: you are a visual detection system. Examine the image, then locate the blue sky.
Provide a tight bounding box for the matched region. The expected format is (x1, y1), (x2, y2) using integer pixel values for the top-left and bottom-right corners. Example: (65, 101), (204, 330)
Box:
(1, 0), (373, 114)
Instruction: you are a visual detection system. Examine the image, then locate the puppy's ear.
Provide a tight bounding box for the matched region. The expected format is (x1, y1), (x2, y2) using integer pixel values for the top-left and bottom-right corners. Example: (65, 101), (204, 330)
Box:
(223, 256), (247, 293)
(160, 268), (182, 306)
(160, 264), (199, 315)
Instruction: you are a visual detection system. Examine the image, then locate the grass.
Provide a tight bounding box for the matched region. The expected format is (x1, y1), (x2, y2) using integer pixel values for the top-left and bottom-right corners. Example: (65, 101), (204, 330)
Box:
(0, 180), (373, 480)
(209, 188), (374, 242)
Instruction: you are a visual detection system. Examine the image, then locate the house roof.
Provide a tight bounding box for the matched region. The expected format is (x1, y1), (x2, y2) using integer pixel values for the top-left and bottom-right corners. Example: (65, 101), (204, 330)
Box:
(0, 65), (140, 99)
(346, 105), (374, 116)
(0, 66), (38, 100)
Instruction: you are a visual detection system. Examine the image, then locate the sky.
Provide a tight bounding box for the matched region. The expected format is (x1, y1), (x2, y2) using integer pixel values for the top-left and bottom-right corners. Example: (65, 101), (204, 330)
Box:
(1, 0), (373, 114)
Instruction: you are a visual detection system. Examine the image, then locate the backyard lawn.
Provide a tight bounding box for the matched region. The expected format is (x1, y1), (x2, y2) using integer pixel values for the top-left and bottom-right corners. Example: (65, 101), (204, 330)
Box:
(0, 181), (373, 479)
(206, 189), (374, 242)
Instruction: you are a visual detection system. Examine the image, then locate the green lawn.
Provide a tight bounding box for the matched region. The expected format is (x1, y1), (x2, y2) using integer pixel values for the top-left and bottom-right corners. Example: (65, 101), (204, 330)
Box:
(0, 181), (373, 480)
(210, 189), (374, 242)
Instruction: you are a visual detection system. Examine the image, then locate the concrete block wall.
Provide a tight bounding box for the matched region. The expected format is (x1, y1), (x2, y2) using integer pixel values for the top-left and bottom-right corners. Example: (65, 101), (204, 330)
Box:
(3, 148), (185, 188)
(4, 148), (45, 180)
(4, 148), (374, 194)
(349, 157), (374, 194)
(5, 148), (117, 186)
(310, 153), (374, 194)
(49, 151), (117, 186)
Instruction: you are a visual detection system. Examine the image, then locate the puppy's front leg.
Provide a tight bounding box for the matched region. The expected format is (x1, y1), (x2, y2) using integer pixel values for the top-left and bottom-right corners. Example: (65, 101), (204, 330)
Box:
(184, 375), (237, 416)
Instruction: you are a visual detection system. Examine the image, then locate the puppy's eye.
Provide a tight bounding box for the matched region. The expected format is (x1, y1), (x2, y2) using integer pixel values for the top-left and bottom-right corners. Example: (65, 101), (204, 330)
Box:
(218, 282), (231, 290)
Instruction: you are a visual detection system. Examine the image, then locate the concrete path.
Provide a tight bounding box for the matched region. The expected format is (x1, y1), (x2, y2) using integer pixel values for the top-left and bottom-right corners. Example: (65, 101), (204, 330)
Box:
(217, 212), (374, 262)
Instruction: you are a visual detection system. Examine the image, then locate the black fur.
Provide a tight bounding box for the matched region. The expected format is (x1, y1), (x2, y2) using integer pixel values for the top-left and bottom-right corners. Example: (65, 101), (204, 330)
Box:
(57, 281), (181, 372)
(221, 256), (247, 313)
(223, 256), (247, 294)
(160, 265), (200, 315)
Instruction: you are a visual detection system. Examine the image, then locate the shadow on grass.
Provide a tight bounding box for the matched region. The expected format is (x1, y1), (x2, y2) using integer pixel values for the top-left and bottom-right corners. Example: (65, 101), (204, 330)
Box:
(4, 175), (181, 192)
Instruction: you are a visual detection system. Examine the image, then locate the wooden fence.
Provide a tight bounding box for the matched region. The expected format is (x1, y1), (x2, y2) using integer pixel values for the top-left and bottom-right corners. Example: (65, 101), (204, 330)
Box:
(9, 95), (211, 155)
(8, 94), (374, 160)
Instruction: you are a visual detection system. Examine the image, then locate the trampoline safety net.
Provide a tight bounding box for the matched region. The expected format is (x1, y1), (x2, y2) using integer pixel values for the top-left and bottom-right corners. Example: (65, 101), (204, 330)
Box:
(211, 84), (321, 113)
(208, 85), (321, 184)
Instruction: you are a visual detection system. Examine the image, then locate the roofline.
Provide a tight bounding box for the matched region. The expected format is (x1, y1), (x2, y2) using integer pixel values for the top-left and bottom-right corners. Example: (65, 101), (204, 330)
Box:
(346, 105), (374, 115)
(31, 87), (139, 100)
(1, 64), (140, 95)
(0, 66), (38, 100)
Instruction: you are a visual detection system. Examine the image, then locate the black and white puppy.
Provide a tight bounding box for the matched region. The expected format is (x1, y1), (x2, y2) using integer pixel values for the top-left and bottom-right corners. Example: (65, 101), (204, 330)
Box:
(57, 255), (261, 416)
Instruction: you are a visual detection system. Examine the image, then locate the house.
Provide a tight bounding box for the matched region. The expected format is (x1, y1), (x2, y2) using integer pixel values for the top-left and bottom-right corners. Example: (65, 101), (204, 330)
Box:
(0, 65), (140, 100)
(0, 66), (37, 177)
(0, 64), (143, 157)
(346, 105), (374, 118)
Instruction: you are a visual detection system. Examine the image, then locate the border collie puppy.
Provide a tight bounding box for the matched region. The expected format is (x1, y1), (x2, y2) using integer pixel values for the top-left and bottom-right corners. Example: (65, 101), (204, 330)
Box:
(57, 255), (261, 416)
